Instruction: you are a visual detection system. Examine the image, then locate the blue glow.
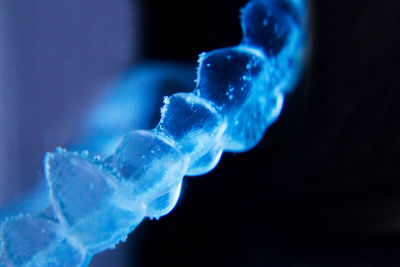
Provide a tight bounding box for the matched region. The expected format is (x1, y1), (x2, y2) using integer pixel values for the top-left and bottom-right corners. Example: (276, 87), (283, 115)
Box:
(69, 62), (195, 157)
(0, 0), (307, 265)
(156, 93), (227, 174)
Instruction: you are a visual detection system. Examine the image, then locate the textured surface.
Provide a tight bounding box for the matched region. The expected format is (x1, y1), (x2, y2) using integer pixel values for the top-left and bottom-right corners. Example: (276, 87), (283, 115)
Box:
(0, 0), (306, 265)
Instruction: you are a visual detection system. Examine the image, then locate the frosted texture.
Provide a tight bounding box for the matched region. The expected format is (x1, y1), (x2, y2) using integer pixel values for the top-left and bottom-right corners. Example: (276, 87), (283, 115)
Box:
(196, 46), (284, 151)
(186, 145), (224, 176)
(0, 0), (306, 265)
(241, 0), (306, 94)
(0, 210), (87, 266)
(146, 182), (182, 219)
(105, 130), (189, 207)
(196, 47), (266, 112)
(241, 0), (304, 57)
(46, 150), (145, 254)
(156, 93), (226, 164)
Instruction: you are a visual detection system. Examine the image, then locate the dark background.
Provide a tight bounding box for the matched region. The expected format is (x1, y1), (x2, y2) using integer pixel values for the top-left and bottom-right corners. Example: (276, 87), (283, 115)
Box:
(128, 0), (400, 266)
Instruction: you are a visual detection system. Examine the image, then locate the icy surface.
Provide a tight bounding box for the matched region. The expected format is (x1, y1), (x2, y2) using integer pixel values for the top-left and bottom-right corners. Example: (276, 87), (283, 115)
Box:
(196, 45), (285, 151)
(146, 182), (182, 219)
(105, 130), (189, 207)
(156, 93), (226, 164)
(0, 210), (87, 267)
(46, 150), (145, 254)
(196, 47), (266, 113)
(0, 0), (306, 265)
(186, 145), (224, 176)
(241, 0), (305, 57)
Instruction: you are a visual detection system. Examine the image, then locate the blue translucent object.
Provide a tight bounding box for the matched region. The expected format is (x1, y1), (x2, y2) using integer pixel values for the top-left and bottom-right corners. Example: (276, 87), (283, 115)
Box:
(156, 93), (226, 165)
(0, 0), (307, 265)
(0, 209), (87, 266)
(46, 150), (145, 254)
(104, 130), (190, 218)
(241, 0), (306, 57)
(196, 45), (286, 152)
(105, 130), (189, 205)
(146, 182), (182, 219)
(196, 47), (266, 112)
(186, 145), (224, 176)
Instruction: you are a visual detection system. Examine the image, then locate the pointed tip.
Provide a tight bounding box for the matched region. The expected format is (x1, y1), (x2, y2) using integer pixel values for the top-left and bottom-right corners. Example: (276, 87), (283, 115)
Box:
(55, 147), (67, 153)
(44, 152), (54, 164)
(43, 152), (55, 185)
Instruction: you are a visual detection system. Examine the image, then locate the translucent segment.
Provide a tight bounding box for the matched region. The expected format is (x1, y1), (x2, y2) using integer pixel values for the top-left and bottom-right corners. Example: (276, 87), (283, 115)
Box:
(45, 150), (145, 254)
(196, 46), (266, 114)
(222, 90), (284, 152)
(241, 0), (299, 57)
(0, 1), (307, 266)
(257, 0), (307, 26)
(0, 212), (86, 267)
(241, 0), (307, 94)
(146, 182), (182, 219)
(186, 145), (223, 176)
(196, 45), (283, 152)
(0, 236), (4, 267)
(105, 130), (189, 210)
(156, 93), (226, 162)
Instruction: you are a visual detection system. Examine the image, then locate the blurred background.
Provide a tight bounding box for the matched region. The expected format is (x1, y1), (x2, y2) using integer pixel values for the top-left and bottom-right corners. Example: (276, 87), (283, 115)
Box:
(0, 0), (400, 266)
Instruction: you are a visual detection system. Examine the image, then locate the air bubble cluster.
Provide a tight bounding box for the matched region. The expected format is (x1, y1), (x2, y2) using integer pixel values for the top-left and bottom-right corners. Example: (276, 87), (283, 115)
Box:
(0, 0), (306, 266)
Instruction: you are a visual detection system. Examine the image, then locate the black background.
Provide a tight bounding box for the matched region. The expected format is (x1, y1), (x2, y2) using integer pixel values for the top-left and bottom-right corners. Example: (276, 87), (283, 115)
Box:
(125, 0), (400, 266)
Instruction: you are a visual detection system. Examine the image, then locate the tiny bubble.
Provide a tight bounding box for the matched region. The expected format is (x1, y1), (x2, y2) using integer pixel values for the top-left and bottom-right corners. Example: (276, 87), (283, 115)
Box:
(198, 52), (207, 63)
(163, 96), (170, 105)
